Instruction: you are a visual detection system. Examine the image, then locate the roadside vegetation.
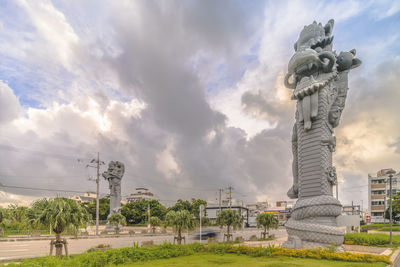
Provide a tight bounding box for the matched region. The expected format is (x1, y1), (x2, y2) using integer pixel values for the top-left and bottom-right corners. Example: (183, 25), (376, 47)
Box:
(113, 254), (386, 267)
(0, 197), (212, 237)
(216, 209), (243, 241)
(165, 210), (196, 244)
(2, 243), (390, 267)
(30, 198), (91, 256)
(256, 213), (278, 239)
(345, 232), (400, 246)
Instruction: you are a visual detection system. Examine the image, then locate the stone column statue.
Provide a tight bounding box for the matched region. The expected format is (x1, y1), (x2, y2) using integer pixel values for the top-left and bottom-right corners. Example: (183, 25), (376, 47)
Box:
(283, 19), (361, 248)
(102, 161), (125, 216)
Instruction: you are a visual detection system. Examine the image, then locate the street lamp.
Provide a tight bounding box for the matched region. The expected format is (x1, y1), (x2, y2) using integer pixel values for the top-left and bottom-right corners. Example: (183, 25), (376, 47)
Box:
(387, 169), (396, 245)
(199, 204), (204, 243)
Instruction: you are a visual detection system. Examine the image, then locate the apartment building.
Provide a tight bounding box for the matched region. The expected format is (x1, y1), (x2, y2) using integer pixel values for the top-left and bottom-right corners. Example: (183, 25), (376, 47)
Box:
(126, 187), (156, 202)
(368, 169), (400, 223)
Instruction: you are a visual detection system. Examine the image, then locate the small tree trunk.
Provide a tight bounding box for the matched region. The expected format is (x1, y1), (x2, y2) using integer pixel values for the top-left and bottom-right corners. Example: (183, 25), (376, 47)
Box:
(177, 229), (182, 245)
(152, 226), (156, 234)
(262, 227), (267, 239)
(55, 233), (63, 257)
(227, 225), (231, 241)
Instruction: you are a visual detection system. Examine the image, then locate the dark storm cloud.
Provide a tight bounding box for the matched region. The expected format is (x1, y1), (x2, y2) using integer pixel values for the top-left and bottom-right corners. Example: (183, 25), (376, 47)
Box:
(104, 1), (264, 139)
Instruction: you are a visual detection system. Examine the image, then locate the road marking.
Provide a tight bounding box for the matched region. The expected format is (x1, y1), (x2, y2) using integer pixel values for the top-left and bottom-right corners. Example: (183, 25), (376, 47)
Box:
(0, 249), (29, 252)
(0, 244), (29, 247)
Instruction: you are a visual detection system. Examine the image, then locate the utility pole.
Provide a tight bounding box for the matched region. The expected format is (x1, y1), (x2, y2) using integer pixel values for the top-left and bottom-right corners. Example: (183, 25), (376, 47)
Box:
(351, 201), (354, 215)
(218, 189), (223, 212)
(387, 169), (396, 246)
(96, 153), (100, 236)
(199, 204), (204, 243)
(384, 195), (387, 227)
(389, 173), (394, 245)
(86, 152), (105, 236)
(147, 203), (151, 232)
(226, 186), (233, 209)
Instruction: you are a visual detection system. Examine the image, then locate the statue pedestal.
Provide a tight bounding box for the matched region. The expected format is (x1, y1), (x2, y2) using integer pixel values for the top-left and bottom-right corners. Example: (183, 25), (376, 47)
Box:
(284, 195), (344, 248)
(105, 223), (124, 234)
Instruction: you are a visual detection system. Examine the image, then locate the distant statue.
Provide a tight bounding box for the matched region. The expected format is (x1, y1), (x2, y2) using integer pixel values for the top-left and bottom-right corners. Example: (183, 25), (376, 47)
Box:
(102, 161), (125, 216)
(283, 19), (361, 248)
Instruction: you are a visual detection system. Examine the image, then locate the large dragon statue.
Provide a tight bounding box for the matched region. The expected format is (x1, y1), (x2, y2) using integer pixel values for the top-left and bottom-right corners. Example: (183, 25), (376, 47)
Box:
(283, 19), (361, 248)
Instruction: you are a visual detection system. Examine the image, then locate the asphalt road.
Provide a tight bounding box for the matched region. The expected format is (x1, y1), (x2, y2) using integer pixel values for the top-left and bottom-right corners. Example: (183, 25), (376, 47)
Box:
(0, 228), (287, 262)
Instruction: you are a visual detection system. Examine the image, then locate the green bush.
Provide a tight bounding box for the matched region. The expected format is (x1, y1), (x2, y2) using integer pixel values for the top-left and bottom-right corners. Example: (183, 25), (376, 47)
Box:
(2, 242), (391, 267)
(345, 233), (400, 246)
(377, 226), (400, 232)
(360, 224), (384, 229)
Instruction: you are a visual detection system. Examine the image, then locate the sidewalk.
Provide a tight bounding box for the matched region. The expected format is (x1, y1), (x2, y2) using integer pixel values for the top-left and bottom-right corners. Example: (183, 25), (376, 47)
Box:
(0, 233), (170, 242)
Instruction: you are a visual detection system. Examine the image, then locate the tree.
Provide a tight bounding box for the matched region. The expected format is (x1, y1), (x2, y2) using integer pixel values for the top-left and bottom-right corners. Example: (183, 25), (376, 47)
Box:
(80, 197), (110, 221)
(107, 213), (126, 234)
(168, 199), (192, 213)
(256, 213), (278, 239)
(216, 209), (242, 241)
(191, 199), (207, 219)
(121, 199), (167, 224)
(7, 204), (28, 223)
(31, 198), (90, 257)
(149, 216), (162, 233)
(148, 200), (168, 220)
(165, 210), (195, 244)
(201, 216), (210, 226)
(168, 199), (207, 219)
(385, 192), (400, 221)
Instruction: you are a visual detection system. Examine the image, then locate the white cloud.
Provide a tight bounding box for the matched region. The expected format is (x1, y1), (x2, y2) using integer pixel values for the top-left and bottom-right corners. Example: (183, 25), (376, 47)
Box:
(17, 0), (79, 71)
(0, 81), (23, 124)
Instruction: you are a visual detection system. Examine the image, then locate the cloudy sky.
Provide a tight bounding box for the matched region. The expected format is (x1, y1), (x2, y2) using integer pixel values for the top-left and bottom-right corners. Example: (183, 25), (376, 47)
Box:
(0, 0), (399, 208)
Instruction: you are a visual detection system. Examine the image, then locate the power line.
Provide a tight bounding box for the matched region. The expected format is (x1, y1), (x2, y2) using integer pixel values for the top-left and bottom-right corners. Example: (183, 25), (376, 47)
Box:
(0, 174), (85, 179)
(0, 184), (106, 194)
(0, 143), (91, 162)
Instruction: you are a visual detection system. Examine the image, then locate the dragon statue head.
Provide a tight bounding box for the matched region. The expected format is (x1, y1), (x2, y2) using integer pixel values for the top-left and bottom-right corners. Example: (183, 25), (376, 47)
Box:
(284, 19), (360, 130)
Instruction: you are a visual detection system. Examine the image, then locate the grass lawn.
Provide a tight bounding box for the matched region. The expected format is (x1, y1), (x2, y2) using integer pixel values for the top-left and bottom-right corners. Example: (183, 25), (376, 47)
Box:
(114, 253), (387, 267)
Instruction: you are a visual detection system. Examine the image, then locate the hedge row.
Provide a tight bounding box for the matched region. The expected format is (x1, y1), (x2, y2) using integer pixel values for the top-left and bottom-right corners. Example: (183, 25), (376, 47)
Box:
(345, 232), (400, 246)
(3, 242), (391, 267)
(202, 244), (391, 264)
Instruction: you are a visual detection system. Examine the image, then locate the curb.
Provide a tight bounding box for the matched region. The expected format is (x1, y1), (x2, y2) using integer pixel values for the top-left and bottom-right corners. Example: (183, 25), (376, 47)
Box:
(389, 247), (400, 267)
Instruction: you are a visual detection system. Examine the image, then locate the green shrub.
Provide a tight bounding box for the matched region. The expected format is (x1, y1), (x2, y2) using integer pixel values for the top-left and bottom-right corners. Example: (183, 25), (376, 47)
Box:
(360, 224), (384, 229)
(344, 233), (400, 246)
(2, 242), (391, 266)
(377, 226), (400, 232)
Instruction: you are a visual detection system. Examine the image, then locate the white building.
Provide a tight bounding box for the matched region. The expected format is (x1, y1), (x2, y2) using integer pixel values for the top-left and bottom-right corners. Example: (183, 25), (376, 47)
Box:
(70, 192), (97, 203)
(246, 201), (268, 217)
(368, 169), (400, 223)
(126, 187), (156, 202)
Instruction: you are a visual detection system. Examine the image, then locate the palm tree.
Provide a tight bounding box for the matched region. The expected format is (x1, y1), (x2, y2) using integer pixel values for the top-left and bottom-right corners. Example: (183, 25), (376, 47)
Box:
(256, 213), (278, 239)
(107, 213), (127, 234)
(216, 209), (242, 241)
(165, 210), (195, 244)
(149, 216), (162, 234)
(30, 197), (90, 257)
